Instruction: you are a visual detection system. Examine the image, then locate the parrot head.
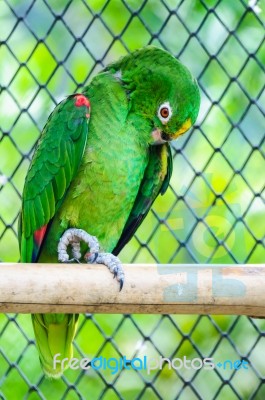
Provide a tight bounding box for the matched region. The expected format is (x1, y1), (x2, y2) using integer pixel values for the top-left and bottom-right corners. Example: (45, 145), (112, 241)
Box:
(105, 46), (200, 145)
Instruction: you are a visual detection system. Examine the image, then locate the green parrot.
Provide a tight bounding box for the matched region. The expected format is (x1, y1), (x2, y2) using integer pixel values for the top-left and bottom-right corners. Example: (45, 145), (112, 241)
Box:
(19, 46), (200, 377)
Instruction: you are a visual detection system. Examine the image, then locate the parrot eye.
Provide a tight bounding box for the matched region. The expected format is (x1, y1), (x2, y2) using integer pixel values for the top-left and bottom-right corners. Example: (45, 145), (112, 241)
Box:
(158, 102), (172, 124)
(160, 107), (169, 118)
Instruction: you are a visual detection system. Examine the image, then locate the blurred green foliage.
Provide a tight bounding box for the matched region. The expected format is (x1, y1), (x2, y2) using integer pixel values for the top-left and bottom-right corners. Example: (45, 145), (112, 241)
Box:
(0, 0), (264, 399)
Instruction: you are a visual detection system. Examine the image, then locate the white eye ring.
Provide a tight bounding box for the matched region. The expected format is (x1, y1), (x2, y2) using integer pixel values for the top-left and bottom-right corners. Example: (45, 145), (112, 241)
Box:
(157, 102), (172, 125)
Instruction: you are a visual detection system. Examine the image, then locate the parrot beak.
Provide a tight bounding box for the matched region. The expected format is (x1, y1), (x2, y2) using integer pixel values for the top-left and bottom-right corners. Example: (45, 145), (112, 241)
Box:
(170, 118), (192, 140)
(151, 118), (192, 145)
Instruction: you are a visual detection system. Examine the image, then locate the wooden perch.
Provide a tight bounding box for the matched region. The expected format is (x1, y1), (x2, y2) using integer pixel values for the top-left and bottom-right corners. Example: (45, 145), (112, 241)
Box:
(0, 263), (265, 317)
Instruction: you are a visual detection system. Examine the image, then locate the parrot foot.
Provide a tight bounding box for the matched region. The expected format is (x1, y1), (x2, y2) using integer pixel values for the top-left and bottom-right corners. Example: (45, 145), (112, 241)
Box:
(85, 252), (124, 291)
(58, 228), (100, 262)
(57, 228), (124, 290)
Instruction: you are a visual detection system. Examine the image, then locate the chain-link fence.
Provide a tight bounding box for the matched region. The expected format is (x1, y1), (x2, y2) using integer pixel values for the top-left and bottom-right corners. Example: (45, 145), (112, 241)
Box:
(0, 0), (264, 399)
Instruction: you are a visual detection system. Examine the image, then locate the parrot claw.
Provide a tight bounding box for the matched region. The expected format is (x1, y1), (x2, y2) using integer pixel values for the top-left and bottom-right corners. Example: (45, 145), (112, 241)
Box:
(67, 258), (81, 264)
(119, 277), (124, 291)
(85, 252), (99, 263)
(58, 229), (124, 290)
(113, 267), (124, 291)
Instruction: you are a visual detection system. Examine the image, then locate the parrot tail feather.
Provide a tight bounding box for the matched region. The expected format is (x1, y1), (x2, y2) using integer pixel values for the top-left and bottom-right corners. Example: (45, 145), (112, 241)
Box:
(32, 313), (79, 378)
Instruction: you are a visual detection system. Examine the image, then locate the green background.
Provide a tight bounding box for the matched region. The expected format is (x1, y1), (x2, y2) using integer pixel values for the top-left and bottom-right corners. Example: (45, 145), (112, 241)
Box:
(0, 0), (264, 399)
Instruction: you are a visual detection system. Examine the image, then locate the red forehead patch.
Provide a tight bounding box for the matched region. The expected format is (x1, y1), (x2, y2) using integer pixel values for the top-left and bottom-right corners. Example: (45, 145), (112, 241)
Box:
(74, 94), (90, 108)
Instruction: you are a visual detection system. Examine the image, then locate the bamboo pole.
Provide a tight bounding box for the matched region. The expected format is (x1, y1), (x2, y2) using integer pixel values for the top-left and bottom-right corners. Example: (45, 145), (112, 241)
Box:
(0, 263), (264, 317)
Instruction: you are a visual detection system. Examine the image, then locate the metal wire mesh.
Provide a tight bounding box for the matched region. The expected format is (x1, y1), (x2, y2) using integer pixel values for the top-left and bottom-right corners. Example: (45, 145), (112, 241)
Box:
(0, 0), (264, 399)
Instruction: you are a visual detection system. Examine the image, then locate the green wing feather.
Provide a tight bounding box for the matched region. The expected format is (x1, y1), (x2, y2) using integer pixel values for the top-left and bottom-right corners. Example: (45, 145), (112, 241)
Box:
(19, 94), (90, 263)
(19, 94), (90, 378)
(113, 143), (172, 255)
